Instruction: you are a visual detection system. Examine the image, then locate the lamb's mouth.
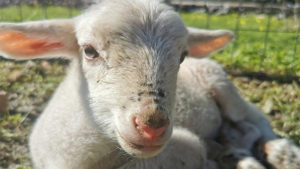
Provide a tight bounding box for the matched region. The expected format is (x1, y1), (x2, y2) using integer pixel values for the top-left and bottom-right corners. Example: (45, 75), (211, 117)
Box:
(117, 131), (164, 153)
(126, 141), (163, 152)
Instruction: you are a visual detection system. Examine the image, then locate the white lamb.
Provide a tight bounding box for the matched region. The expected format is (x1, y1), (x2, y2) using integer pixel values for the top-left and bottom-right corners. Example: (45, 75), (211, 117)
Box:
(0, 0), (299, 169)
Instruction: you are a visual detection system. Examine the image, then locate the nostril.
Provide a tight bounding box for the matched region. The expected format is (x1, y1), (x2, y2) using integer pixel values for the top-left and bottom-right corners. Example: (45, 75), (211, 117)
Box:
(134, 117), (169, 140)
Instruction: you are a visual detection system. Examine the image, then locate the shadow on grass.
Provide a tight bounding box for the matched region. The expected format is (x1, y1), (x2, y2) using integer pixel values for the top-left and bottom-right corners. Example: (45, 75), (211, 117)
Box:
(226, 69), (300, 85)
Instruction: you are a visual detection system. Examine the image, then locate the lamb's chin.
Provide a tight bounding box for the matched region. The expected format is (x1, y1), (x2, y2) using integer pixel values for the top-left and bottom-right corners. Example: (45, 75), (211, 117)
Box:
(116, 133), (165, 158)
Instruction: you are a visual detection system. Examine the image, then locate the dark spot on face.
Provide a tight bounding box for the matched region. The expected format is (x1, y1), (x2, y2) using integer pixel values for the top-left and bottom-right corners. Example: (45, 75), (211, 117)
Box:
(149, 91), (156, 96)
(97, 80), (100, 83)
(138, 92), (144, 96)
(141, 83), (153, 87)
(129, 96), (136, 102)
(137, 97), (141, 102)
(146, 88), (165, 97)
(154, 98), (160, 104)
(158, 88), (165, 98)
(122, 106), (126, 109)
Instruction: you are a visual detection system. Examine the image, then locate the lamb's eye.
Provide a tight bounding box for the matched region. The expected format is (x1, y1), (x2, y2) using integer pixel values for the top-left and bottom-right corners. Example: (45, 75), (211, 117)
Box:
(180, 50), (188, 64)
(84, 46), (99, 60)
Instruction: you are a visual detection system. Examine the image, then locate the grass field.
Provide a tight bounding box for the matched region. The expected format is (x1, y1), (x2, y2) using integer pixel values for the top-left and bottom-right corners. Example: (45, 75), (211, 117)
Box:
(0, 5), (299, 169)
(181, 12), (300, 76)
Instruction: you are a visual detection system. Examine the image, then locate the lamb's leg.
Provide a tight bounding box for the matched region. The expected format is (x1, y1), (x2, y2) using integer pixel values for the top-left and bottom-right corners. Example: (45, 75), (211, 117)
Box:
(185, 58), (276, 141)
(237, 157), (267, 169)
(205, 158), (267, 169)
(215, 146), (266, 169)
(215, 121), (266, 169)
(118, 127), (207, 169)
(220, 121), (262, 150)
(212, 77), (300, 169)
(211, 78), (276, 141)
(263, 138), (300, 169)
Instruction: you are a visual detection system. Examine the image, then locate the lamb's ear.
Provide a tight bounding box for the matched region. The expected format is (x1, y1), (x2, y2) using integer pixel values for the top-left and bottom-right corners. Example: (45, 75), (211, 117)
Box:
(0, 19), (79, 60)
(187, 27), (234, 58)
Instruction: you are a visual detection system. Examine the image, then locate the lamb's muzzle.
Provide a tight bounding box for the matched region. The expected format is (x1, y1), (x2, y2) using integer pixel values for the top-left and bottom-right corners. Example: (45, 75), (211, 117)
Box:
(117, 100), (172, 158)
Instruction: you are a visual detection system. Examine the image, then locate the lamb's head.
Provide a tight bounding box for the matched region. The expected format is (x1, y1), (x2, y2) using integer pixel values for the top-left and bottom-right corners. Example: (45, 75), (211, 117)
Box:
(0, 0), (233, 158)
(76, 0), (189, 158)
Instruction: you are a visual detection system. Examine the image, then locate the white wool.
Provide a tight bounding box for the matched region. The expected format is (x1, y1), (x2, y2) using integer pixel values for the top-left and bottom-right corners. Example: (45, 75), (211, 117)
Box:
(0, 0), (299, 168)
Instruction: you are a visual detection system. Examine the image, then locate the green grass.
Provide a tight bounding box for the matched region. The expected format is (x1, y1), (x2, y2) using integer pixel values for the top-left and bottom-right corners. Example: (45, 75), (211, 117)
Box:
(0, 5), (299, 168)
(0, 6), (299, 76)
(181, 12), (300, 76)
(0, 5), (81, 21)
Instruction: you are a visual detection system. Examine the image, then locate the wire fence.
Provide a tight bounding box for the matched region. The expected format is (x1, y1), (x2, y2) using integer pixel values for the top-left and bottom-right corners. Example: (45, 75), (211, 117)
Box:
(0, 0), (299, 77)
(172, 0), (300, 74)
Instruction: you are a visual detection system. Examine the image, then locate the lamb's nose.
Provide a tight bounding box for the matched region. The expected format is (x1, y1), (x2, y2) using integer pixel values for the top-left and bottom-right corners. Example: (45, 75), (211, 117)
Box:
(134, 117), (169, 140)
(133, 104), (169, 140)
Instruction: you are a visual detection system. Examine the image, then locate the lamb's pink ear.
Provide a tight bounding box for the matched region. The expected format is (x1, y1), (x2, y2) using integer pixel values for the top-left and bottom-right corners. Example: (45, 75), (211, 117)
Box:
(0, 19), (79, 60)
(187, 27), (234, 58)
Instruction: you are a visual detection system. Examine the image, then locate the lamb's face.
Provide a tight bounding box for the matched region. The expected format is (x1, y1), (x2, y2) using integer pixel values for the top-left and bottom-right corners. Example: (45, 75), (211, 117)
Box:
(75, 0), (188, 158)
(0, 0), (233, 159)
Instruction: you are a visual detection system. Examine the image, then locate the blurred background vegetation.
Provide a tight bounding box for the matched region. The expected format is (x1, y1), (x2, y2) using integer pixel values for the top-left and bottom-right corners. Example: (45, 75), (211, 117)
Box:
(0, 0), (299, 168)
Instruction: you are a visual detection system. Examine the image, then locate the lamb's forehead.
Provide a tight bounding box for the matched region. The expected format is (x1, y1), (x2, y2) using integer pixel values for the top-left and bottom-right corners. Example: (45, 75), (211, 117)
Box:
(75, 0), (188, 48)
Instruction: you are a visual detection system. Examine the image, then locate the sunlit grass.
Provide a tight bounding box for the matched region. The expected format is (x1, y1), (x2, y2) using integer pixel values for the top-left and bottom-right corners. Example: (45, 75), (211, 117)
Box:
(0, 6), (298, 75)
(181, 12), (300, 76)
(0, 5), (81, 21)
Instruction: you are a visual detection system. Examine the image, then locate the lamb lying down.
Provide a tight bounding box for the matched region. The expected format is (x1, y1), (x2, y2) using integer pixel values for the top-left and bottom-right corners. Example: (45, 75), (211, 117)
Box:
(0, 0), (299, 168)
